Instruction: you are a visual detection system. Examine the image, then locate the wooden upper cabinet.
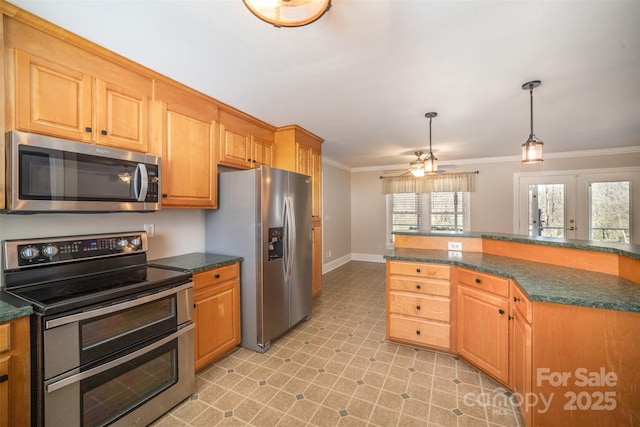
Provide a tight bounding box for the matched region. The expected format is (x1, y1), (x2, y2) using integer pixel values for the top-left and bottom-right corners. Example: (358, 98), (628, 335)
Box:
(152, 81), (218, 208)
(12, 49), (151, 152)
(95, 79), (149, 152)
(15, 50), (93, 142)
(218, 109), (274, 169)
(274, 125), (323, 221)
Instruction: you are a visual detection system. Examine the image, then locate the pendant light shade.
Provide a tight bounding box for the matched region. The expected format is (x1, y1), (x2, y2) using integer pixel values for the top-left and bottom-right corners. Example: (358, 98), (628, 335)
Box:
(243, 0), (332, 27)
(424, 112), (439, 175)
(521, 80), (544, 163)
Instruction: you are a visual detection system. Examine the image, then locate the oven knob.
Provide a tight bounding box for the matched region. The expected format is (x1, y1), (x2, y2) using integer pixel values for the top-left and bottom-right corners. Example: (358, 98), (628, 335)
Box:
(117, 239), (129, 248)
(42, 245), (59, 258)
(130, 237), (142, 247)
(20, 246), (40, 260)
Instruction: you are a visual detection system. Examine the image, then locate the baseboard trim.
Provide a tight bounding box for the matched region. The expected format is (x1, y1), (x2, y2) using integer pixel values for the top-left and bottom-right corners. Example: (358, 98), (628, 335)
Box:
(322, 253), (386, 274)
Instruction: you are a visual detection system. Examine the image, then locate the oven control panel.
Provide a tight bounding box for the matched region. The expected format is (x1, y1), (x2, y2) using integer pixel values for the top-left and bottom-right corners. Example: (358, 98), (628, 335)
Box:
(3, 232), (149, 269)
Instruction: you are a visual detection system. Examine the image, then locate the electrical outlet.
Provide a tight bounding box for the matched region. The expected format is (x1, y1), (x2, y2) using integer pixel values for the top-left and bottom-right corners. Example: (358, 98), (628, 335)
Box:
(448, 250), (463, 259)
(448, 241), (463, 251)
(144, 224), (155, 237)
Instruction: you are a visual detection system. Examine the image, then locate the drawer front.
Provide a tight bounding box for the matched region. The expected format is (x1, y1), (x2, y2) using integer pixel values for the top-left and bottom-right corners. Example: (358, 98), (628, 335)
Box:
(456, 268), (509, 297)
(389, 277), (450, 297)
(389, 261), (450, 280)
(0, 323), (9, 354)
(389, 292), (450, 323)
(194, 263), (239, 291)
(388, 314), (450, 349)
(511, 283), (532, 323)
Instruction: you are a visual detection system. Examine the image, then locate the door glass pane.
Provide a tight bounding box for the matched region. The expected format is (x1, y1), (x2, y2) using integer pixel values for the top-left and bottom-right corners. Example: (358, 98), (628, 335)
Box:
(589, 181), (630, 243)
(528, 184), (565, 237)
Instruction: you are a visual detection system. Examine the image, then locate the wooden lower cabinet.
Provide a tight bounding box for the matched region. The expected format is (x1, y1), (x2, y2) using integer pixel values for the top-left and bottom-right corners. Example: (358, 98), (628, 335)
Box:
(386, 261), (452, 351)
(510, 301), (532, 426)
(0, 316), (30, 427)
(193, 263), (241, 371)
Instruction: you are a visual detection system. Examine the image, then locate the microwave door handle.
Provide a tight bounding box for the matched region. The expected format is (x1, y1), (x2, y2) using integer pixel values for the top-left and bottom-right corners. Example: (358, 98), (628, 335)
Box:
(134, 163), (149, 202)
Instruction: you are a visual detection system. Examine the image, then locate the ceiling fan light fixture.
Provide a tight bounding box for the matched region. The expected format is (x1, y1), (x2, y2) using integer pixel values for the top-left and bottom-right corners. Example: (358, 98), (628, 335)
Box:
(521, 80), (544, 163)
(243, 0), (332, 27)
(410, 151), (426, 177)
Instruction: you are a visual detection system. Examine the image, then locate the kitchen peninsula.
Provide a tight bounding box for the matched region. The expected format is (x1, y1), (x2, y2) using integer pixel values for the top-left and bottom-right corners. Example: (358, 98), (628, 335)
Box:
(384, 232), (640, 427)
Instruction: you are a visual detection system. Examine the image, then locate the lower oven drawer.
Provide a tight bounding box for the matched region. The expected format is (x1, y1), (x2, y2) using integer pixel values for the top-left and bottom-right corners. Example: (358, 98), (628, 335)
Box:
(44, 323), (195, 427)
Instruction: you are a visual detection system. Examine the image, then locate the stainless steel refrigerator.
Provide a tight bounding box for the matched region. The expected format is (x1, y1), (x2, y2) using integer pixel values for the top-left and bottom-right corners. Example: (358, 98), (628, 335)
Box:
(205, 166), (312, 353)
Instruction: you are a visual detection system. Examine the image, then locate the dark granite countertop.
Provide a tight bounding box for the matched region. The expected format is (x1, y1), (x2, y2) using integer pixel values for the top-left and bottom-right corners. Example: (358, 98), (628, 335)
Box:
(150, 252), (243, 274)
(0, 292), (33, 323)
(384, 248), (640, 313)
(393, 231), (640, 260)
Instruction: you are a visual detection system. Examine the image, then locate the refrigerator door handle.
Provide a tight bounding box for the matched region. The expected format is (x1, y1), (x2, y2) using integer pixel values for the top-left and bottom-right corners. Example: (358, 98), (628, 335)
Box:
(283, 196), (296, 282)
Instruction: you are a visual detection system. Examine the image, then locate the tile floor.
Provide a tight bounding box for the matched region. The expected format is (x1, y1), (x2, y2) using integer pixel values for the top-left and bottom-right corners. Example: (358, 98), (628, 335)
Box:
(153, 261), (523, 427)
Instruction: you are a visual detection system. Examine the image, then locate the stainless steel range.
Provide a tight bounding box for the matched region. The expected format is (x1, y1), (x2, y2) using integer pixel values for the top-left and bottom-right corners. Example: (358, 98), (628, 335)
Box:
(1, 231), (195, 427)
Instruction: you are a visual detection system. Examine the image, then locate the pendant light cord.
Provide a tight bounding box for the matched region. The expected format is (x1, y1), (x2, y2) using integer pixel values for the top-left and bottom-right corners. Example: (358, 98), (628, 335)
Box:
(529, 84), (534, 137)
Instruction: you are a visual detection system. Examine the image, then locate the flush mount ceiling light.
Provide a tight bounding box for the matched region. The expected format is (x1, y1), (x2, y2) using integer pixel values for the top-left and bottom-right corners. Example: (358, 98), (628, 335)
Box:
(521, 80), (544, 163)
(243, 0), (332, 28)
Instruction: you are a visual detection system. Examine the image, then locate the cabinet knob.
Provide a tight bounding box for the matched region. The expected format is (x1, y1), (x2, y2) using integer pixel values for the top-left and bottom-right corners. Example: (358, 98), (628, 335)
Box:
(416, 305), (421, 310)
(416, 284), (421, 290)
(101, 129), (107, 135)
(475, 278), (481, 284)
(415, 330), (421, 335)
(214, 273), (220, 279)
(85, 127), (92, 132)
(162, 194), (168, 198)
(498, 309), (505, 315)
(513, 296), (521, 302)
(416, 268), (421, 273)
(0, 374), (8, 384)
(508, 315), (514, 320)
(193, 303), (196, 309)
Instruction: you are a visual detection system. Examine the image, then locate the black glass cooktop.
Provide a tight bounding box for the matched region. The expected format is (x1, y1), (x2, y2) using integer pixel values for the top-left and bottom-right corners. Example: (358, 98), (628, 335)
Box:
(5, 265), (190, 316)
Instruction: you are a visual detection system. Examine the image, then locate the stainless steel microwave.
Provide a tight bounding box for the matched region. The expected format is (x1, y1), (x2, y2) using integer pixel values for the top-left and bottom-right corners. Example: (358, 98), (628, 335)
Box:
(4, 131), (161, 213)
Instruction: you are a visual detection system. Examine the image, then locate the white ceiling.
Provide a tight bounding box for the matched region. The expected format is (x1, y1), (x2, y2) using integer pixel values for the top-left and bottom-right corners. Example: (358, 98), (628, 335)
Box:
(10, 0), (640, 170)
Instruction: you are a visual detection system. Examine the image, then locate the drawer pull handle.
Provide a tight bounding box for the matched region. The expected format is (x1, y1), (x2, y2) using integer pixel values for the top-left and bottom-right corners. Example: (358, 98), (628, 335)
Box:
(85, 127), (92, 132)
(0, 374), (7, 384)
(415, 330), (421, 335)
(513, 296), (521, 302)
(214, 274), (220, 279)
(475, 278), (481, 284)
(416, 305), (421, 310)
(416, 285), (421, 290)
(498, 309), (505, 315)
(416, 268), (421, 273)
(101, 129), (108, 135)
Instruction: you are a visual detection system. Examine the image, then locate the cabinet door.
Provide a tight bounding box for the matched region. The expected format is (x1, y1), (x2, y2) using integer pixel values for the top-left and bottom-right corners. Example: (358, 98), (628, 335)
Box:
(219, 124), (251, 168)
(296, 143), (312, 176)
(15, 50), (92, 141)
(95, 80), (149, 152)
(161, 106), (217, 208)
(251, 136), (273, 168)
(312, 223), (322, 298)
(456, 285), (509, 384)
(510, 308), (532, 426)
(194, 280), (240, 371)
(311, 149), (322, 221)
(0, 356), (8, 427)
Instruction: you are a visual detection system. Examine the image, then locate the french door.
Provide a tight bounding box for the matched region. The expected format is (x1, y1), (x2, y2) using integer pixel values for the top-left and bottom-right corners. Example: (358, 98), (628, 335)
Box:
(516, 168), (638, 244)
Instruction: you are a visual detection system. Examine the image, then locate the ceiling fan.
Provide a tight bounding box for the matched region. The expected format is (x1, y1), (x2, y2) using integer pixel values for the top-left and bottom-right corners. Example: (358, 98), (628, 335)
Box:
(408, 112), (456, 176)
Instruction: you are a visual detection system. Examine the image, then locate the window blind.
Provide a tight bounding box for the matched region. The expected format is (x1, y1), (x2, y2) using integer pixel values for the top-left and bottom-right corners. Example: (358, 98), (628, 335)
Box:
(430, 192), (470, 232)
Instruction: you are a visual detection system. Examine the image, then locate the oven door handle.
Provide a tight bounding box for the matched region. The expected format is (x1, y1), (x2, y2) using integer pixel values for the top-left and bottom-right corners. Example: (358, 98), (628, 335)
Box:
(45, 281), (193, 329)
(45, 322), (194, 394)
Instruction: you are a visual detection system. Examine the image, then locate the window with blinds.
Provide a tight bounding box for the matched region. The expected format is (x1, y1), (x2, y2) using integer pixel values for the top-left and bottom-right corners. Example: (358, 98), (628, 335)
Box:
(430, 192), (470, 232)
(386, 193), (423, 243)
(386, 192), (470, 245)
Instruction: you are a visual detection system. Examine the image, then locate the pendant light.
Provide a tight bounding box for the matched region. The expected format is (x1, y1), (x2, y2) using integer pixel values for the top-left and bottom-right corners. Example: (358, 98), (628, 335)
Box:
(521, 80), (543, 163)
(409, 151), (426, 177)
(424, 112), (439, 174)
(243, 0), (332, 28)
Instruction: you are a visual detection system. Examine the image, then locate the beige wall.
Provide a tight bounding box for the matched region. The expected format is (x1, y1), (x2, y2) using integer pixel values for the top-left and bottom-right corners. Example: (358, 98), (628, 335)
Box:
(346, 151), (640, 259)
(321, 162), (352, 271)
